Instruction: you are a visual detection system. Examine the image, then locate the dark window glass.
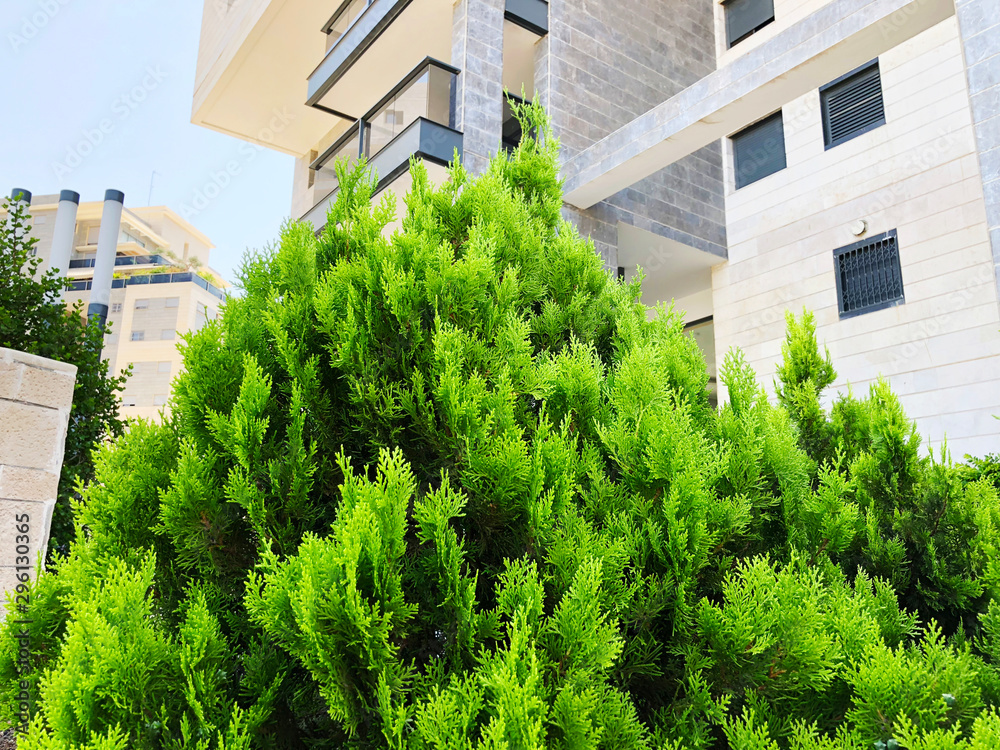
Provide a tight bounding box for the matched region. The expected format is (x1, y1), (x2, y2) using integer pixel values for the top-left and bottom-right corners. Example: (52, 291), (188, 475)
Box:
(732, 111), (786, 189)
(725, 0), (774, 47)
(502, 95), (526, 154)
(834, 229), (904, 318)
(821, 60), (886, 149)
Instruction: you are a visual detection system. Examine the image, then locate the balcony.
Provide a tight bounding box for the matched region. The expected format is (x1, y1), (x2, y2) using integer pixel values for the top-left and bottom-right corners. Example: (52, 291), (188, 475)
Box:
(192, 0), (336, 155)
(307, 0), (547, 120)
(68, 253), (170, 270)
(303, 60), (462, 231)
(68, 272), (226, 301)
(307, 0), (455, 119)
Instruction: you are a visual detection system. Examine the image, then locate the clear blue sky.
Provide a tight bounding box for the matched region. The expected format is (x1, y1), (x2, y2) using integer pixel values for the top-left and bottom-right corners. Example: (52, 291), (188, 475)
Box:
(0, 0), (294, 284)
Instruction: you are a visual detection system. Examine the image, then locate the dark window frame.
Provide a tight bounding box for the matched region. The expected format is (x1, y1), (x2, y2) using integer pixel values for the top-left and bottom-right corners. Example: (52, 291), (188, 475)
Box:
(731, 110), (787, 190)
(833, 229), (905, 319)
(724, 0), (775, 48)
(820, 59), (886, 150)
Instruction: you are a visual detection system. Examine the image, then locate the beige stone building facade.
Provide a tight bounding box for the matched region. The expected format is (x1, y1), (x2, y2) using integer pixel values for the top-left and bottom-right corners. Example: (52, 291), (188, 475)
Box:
(2, 196), (227, 421)
(192, 0), (999, 457)
(557, 0), (1000, 459)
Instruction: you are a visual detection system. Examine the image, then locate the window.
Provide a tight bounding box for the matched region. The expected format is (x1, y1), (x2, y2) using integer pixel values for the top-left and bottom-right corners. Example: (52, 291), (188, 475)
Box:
(153, 395), (169, 407)
(158, 361), (172, 374)
(86, 226), (101, 245)
(122, 398), (137, 408)
(725, 0), (774, 47)
(502, 95), (528, 154)
(165, 297), (180, 308)
(834, 229), (904, 318)
(732, 111), (786, 189)
(821, 60), (885, 149)
(111, 302), (123, 313)
(134, 299), (149, 310)
(118, 229), (147, 248)
(130, 330), (145, 342)
(160, 329), (175, 341)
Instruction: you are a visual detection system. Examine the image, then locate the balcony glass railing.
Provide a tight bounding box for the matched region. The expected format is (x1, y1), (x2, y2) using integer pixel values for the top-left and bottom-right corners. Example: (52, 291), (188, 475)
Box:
(324, 0), (373, 52)
(68, 253), (168, 269)
(365, 63), (456, 158)
(68, 272), (225, 300)
(310, 60), (457, 197)
(311, 124), (362, 199)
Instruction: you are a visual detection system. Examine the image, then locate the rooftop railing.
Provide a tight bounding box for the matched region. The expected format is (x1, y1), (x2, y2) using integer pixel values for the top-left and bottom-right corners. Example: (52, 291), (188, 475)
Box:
(68, 253), (169, 269)
(67, 272), (225, 300)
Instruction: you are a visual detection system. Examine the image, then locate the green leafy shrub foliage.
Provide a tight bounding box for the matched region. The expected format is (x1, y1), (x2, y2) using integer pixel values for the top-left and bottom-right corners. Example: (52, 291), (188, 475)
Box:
(3, 104), (1000, 749)
(0, 199), (127, 556)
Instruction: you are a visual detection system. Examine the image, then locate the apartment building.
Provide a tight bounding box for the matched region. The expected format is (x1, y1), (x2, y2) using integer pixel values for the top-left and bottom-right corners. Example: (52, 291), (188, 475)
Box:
(2, 193), (227, 421)
(192, 0), (999, 456)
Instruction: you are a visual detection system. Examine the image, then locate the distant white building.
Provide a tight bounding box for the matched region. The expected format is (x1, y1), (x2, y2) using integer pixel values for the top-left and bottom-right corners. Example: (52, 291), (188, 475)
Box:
(3, 192), (228, 421)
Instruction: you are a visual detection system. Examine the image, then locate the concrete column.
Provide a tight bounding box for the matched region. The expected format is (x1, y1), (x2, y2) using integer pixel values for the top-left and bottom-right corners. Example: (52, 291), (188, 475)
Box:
(88, 190), (125, 327)
(48, 190), (81, 290)
(451, 0), (506, 176)
(955, 0), (1000, 303)
(0, 348), (77, 598)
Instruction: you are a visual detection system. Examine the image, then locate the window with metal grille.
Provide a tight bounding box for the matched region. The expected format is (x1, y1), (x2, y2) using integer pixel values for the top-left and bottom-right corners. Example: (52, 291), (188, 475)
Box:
(834, 230), (904, 318)
(725, 0), (774, 47)
(821, 60), (885, 149)
(732, 111), (786, 189)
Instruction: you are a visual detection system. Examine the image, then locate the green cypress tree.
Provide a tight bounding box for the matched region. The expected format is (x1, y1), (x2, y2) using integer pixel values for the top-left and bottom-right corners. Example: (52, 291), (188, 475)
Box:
(3, 103), (1000, 749)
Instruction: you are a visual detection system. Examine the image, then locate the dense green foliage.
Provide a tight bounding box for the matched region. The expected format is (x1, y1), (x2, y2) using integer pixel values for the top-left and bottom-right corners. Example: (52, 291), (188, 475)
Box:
(0, 199), (127, 556)
(3, 104), (1000, 749)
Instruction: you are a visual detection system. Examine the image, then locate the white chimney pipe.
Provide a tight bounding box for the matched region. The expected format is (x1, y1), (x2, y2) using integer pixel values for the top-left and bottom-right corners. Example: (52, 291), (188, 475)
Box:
(7, 188), (31, 245)
(88, 189), (124, 329)
(49, 190), (80, 295)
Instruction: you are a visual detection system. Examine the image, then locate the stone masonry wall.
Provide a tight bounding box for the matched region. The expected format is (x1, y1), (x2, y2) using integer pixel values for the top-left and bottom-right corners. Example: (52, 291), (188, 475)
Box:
(537, 0), (727, 265)
(452, 0), (507, 177)
(955, 0), (1000, 306)
(0, 348), (76, 601)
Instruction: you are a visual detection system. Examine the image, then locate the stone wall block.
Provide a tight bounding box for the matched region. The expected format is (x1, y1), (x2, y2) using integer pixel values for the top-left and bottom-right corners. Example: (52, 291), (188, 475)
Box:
(0, 348), (76, 600)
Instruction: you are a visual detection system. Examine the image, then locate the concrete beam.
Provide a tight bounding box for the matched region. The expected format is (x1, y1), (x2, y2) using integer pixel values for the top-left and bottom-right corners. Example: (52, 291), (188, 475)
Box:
(562, 0), (956, 209)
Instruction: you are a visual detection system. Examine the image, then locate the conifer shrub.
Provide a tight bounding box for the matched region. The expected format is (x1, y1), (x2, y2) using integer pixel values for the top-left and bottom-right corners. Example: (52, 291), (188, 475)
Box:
(2, 103), (999, 749)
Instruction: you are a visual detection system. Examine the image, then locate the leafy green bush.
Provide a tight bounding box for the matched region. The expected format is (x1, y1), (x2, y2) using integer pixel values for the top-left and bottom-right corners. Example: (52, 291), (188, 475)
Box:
(3, 103), (999, 749)
(0, 199), (127, 557)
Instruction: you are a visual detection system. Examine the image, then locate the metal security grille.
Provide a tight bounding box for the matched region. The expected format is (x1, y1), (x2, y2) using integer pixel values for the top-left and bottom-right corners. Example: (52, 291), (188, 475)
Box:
(732, 111), (786, 189)
(725, 0), (774, 47)
(821, 60), (886, 149)
(834, 230), (904, 318)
